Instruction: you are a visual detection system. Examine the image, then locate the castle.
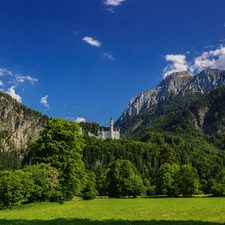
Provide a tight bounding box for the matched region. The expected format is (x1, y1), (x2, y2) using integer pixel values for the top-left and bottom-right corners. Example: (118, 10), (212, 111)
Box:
(98, 118), (120, 140)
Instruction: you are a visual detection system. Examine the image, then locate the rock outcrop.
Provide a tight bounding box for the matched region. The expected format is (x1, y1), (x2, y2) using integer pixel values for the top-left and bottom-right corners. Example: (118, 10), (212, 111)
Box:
(116, 69), (225, 132)
(0, 93), (48, 155)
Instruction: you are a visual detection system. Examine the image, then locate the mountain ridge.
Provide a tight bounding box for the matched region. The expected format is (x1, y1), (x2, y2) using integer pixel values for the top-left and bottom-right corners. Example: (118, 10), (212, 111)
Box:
(115, 69), (225, 133)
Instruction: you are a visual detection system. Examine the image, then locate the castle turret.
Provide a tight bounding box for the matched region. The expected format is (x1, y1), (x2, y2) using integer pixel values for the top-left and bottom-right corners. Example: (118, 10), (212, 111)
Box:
(98, 117), (120, 140)
(110, 117), (113, 136)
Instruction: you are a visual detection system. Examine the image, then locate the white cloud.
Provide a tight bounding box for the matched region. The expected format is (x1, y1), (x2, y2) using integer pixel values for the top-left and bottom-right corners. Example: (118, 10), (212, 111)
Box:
(192, 46), (225, 72)
(0, 68), (12, 76)
(163, 45), (225, 77)
(40, 95), (49, 109)
(6, 86), (22, 103)
(16, 75), (38, 84)
(103, 0), (125, 12)
(75, 117), (86, 123)
(0, 81), (4, 86)
(163, 54), (189, 77)
(82, 36), (102, 48)
(104, 53), (115, 61)
(103, 0), (125, 6)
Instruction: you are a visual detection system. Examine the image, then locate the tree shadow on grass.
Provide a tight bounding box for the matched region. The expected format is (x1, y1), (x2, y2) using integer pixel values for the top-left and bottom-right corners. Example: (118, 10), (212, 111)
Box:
(0, 219), (223, 225)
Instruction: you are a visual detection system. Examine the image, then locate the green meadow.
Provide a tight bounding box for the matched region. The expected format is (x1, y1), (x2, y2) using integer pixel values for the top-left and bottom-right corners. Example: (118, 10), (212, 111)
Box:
(0, 198), (225, 225)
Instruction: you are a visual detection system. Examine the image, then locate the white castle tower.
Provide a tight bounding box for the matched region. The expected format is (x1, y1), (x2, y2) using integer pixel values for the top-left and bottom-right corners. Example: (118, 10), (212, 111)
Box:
(98, 118), (120, 140)
(110, 117), (113, 137)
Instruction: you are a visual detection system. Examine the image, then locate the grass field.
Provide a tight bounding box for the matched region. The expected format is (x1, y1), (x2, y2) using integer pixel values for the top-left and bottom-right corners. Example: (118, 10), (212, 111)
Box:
(0, 197), (225, 225)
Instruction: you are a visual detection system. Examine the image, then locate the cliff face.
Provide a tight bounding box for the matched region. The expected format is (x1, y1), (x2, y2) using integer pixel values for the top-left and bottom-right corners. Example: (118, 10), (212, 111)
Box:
(0, 93), (48, 155)
(116, 69), (225, 133)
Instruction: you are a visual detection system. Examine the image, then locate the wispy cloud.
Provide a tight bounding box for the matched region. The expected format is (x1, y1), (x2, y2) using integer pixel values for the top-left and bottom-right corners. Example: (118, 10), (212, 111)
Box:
(205, 45), (215, 49)
(16, 75), (38, 84)
(0, 67), (38, 99)
(104, 53), (115, 61)
(0, 68), (12, 76)
(40, 95), (49, 109)
(106, 8), (115, 13)
(163, 45), (225, 77)
(0, 67), (38, 85)
(82, 36), (102, 48)
(6, 86), (22, 103)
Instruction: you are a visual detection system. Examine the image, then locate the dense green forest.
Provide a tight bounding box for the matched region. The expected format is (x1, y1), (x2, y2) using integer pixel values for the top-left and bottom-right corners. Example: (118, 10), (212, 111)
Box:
(1, 87), (225, 208)
(81, 87), (225, 197)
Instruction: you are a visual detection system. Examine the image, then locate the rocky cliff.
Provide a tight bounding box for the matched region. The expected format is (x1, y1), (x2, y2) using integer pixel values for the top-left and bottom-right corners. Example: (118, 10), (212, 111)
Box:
(0, 92), (48, 156)
(116, 69), (225, 133)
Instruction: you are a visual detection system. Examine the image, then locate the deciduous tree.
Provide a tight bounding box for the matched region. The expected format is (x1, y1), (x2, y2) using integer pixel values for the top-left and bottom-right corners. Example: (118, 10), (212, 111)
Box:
(29, 118), (86, 200)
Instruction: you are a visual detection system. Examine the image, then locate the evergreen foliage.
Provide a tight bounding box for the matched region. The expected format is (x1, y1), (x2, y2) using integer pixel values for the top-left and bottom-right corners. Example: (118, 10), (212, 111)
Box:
(1, 86), (225, 205)
(79, 122), (100, 136)
(0, 92), (48, 121)
(81, 171), (98, 200)
(0, 150), (21, 170)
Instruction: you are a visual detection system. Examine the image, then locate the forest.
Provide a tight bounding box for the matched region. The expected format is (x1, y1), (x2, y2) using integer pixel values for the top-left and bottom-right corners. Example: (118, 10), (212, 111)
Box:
(1, 87), (225, 208)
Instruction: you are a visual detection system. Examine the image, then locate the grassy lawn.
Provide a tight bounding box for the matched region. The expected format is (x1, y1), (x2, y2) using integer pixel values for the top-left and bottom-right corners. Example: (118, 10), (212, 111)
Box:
(0, 197), (225, 224)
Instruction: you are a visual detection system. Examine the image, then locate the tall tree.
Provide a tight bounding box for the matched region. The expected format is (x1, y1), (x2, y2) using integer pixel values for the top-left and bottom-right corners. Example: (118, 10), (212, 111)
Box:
(179, 165), (199, 196)
(159, 144), (178, 166)
(106, 159), (144, 198)
(156, 163), (180, 196)
(29, 118), (86, 200)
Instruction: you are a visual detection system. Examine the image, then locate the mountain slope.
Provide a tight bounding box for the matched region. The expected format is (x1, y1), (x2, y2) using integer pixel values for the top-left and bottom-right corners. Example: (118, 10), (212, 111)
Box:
(136, 86), (225, 141)
(116, 69), (225, 133)
(0, 92), (48, 157)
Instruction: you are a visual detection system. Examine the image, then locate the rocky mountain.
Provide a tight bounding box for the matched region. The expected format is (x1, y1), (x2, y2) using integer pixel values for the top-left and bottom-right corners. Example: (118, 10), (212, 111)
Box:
(135, 85), (225, 142)
(0, 92), (48, 158)
(116, 69), (225, 133)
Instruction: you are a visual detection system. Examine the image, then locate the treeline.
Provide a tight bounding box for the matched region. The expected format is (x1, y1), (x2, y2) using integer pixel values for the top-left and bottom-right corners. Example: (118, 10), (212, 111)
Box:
(0, 92), (49, 121)
(1, 117), (225, 209)
(82, 132), (225, 197)
(0, 151), (21, 170)
(79, 122), (100, 136)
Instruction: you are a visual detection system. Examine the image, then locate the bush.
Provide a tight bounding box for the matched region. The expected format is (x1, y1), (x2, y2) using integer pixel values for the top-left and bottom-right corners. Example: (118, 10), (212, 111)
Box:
(0, 170), (28, 208)
(146, 185), (156, 196)
(23, 164), (60, 202)
(81, 188), (98, 200)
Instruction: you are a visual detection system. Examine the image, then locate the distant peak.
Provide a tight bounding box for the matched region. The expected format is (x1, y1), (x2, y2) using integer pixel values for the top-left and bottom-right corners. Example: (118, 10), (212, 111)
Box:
(166, 71), (193, 79)
(158, 71), (192, 87)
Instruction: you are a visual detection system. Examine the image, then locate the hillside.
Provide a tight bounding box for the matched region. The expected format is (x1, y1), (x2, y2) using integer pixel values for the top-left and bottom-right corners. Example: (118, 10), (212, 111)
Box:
(0, 92), (48, 169)
(135, 86), (225, 139)
(115, 69), (225, 133)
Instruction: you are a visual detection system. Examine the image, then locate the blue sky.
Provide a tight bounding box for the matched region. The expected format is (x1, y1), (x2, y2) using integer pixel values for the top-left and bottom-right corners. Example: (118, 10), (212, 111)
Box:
(0, 0), (225, 126)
